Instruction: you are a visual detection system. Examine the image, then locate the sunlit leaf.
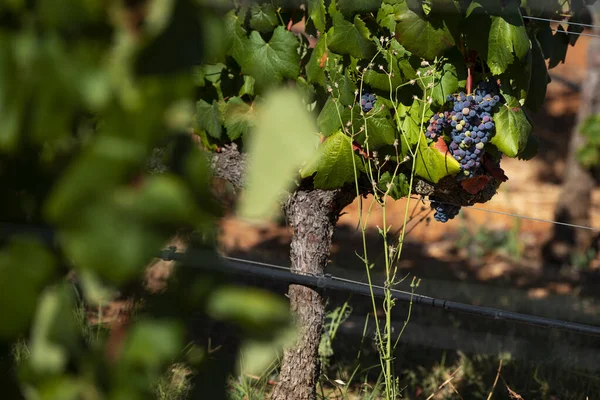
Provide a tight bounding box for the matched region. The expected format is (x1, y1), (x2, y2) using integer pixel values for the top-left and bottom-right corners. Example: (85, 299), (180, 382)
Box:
(239, 88), (319, 220)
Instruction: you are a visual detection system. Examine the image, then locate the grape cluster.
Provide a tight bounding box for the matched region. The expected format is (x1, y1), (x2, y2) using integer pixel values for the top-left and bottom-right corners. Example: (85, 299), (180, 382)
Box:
(426, 82), (501, 180)
(425, 111), (450, 141)
(361, 92), (377, 113)
(431, 201), (461, 223)
(425, 81), (503, 223)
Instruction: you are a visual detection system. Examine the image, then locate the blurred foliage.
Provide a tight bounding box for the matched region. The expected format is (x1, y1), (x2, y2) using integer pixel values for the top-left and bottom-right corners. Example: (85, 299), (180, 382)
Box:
(0, 0), (302, 398)
(577, 114), (600, 168)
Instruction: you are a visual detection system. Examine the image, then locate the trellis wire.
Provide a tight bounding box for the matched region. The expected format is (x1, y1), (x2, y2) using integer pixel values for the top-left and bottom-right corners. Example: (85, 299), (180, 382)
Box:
(522, 15), (600, 30)
(408, 196), (600, 232)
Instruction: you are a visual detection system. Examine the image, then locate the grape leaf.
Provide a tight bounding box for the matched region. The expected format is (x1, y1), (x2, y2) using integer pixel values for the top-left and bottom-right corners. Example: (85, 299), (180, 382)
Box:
(335, 72), (357, 106)
(548, 26), (569, 68)
(353, 106), (397, 149)
(249, 4), (278, 33)
(399, 99), (434, 148)
(517, 133), (539, 161)
(491, 104), (532, 157)
(306, 33), (328, 85)
(239, 89), (320, 220)
(414, 134), (461, 183)
(525, 36), (549, 112)
(338, 0), (381, 17)
(196, 99), (223, 139)
(377, 2), (403, 33)
(308, 0), (327, 32)
(327, 12), (376, 59)
(365, 40), (416, 91)
(300, 131), (365, 189)
(461, 175), (492, 195)
(236, 26), (300, 89)
(394, 2), (455, 60)
(486, 11), (530, 75)
(224, 97), (254, 141)
(419, 62), (458, 107)
(239, 75), (255, 97)
(317, 97), (345, 137)
(536, 23), (554, 60)
(378, 172), (410, 200)
(225, 11), (247, 63)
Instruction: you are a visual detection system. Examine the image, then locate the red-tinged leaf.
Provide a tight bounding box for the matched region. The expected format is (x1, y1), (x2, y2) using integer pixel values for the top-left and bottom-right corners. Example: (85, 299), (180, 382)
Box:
(461, 175), (491, 194)
(319, 51), (328, 68)
(352, 141), (373, 159)
(433, 136), (449, 154)
(484, 156), (509, 182)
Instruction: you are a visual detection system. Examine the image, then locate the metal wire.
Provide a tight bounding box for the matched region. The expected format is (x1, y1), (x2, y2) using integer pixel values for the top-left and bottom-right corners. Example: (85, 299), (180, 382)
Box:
(552, 29), (600, 39)
(409, 196), (600, 232)
(518, 15), (600, 39)
(522, 15), (600, 30)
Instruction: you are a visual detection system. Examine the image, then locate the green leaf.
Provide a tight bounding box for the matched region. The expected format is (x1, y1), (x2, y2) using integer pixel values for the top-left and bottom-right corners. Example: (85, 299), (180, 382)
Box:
(548, 26), (569, 69)
(338, 0), (381, 17)
(486, 12), (530, 75)
(317, 97), (344, 137)
(29, 284), (78, 375)
(306, 33), (328, 85)
(335, 71), (357, 106)
(308, 0), (327, 32)
(491, 104), (533, 157)
(518, 133), (539, 161)
(239, 75), (255, 97)
(536, 23), (554, 60)
(249, 4), (278, 33)
(224, 97), (254, 141)
(239, 88), (320, 220)
(419, 62), (458, 107)
(378, 172), (410, 200)
(238, 328), (295, 377)
(45, 136), (145, 223)
(120, 320), (183, 369)
(414, 135), (461, 183)
(353, 106), (397, 149)
(207, 285), (289, 333)
(394, 2), (455, 60)
(327, 12), (376, 59)
(236, 26), (300, 90)
(399, 99), (434, 149)
(0, 238), (56, 340)
(196, 99), (223, 139)
(377, 2), (402, 33)
(301, 131), (365, 189)
(60, 176), (197, 283)
(525, 36), (549, 112)
(578, 115), (600, 168)
(463, 2), (491, 59)
(225, 10), (247, 63)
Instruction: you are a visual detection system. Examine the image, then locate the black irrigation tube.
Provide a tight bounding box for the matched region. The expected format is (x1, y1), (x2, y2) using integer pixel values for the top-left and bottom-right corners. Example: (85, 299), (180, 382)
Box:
(158, 248), (600, 338)
(2, 222), (600, 338)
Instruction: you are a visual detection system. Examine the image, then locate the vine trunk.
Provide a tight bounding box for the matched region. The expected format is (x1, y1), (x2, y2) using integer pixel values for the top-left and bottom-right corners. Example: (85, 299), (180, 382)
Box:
(270, 187), (355, 400)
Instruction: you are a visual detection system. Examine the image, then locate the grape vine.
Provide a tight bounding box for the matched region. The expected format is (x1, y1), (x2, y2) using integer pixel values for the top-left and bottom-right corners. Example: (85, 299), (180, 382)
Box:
(1, 1), (592, 400)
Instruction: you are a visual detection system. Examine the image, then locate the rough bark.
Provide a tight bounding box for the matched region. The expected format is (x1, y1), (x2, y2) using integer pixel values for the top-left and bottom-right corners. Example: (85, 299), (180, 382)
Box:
(270, 187), (355, 400)
(210, 143), (247, 190)
(543, 27), (600, 268)
(207, 144), (360, 398)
